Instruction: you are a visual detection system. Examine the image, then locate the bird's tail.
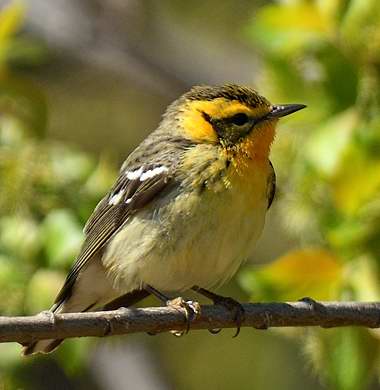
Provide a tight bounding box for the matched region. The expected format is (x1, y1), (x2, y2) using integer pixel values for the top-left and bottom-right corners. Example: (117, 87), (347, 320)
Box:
(22, 258), (120, 356)
(22, 288), (150, 356)
(22, 300), (79, 356)
(22, 334), (64, 356)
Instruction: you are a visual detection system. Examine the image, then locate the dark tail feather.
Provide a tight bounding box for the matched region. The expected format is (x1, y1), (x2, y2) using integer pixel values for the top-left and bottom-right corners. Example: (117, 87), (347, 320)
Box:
(22, 338), (63, 356)
(103, 289), (150, 310)
(22, 300), (65, 356)
(22, 289), (150, 356)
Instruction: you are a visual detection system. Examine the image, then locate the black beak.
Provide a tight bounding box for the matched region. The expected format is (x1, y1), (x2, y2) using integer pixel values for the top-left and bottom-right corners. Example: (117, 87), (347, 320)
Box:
(267, 103), (306, 119)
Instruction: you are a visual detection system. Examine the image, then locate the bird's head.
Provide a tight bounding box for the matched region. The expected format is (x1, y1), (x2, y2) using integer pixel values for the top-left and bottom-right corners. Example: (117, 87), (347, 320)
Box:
(166, 84), (305, 163)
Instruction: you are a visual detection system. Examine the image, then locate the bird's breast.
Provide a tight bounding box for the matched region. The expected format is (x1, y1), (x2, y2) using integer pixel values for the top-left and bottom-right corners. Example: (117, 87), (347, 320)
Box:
(103, 158), (271, 293)
(139, 158), (270, 291)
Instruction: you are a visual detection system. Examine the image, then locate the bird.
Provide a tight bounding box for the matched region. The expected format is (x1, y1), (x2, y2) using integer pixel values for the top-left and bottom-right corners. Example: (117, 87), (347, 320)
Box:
(22, 84), (305, 355)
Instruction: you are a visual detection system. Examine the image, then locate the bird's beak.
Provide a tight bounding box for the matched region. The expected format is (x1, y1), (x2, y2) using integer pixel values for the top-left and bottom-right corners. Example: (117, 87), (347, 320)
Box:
(267, 103), (306, 119)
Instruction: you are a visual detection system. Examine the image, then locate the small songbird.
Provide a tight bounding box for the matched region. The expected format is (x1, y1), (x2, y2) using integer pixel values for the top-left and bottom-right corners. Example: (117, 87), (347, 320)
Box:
(23, 84), (305, 355)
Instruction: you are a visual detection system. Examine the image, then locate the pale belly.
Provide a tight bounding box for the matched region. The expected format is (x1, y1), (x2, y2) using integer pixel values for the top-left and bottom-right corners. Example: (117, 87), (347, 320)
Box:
(102, 172), (268, 293)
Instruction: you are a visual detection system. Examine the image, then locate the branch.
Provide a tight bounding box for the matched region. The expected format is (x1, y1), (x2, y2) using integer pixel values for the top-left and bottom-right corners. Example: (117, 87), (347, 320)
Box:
(2, 301), (380, 344)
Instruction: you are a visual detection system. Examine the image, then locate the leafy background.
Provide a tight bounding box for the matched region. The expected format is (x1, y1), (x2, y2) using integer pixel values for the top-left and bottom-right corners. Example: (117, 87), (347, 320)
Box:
(0, 0), (380, 389)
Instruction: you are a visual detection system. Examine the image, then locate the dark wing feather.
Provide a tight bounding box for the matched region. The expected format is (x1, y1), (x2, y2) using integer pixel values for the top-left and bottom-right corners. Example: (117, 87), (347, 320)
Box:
(82, 197), (112, 235)
(102, 289), (150, 311)
(267, 160), (276, 209)
(53, 164), (172, 309)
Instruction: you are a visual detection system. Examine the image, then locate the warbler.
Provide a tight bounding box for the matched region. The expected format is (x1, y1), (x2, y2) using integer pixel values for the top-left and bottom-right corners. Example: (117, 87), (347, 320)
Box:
(23, 84), (305, 355)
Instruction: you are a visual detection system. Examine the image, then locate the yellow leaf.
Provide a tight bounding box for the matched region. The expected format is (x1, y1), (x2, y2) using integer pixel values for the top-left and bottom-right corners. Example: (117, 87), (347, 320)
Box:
(346, 256), (380, 301)
(258, 2), (331, 35)
(0, 1), (25, 40)
(316, 0), (343, 24)
(332, 151), (380, 215)
(260, 248), (343, 300)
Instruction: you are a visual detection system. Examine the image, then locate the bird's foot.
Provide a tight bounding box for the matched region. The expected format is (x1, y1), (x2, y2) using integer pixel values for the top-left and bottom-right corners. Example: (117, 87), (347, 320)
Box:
(166, 297), (201, 337)
(212, 296), (245, 337)
(143, 284), (201, 336)
(39, 310), (56, 325)
(192, 286), (245, 337)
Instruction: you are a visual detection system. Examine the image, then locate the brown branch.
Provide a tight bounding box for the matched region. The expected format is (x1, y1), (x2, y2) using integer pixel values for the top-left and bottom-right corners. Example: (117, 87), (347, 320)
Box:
(2, 301), (380, 344)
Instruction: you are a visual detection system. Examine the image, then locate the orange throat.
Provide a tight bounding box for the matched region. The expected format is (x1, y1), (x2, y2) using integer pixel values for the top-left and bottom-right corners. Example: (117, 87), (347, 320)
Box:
(226, 120), (277, 175)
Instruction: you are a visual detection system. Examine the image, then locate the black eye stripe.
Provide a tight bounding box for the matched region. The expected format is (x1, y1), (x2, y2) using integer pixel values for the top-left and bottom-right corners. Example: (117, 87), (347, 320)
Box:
(201, 111), (212, 123)
(230, 113), (249, 126)
(201, 111), (250, 126)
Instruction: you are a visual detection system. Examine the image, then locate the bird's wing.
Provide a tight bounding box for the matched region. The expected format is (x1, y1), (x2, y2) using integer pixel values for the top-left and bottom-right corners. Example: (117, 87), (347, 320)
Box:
(53, 162), (174, 309)
(267, 160), (276, 209)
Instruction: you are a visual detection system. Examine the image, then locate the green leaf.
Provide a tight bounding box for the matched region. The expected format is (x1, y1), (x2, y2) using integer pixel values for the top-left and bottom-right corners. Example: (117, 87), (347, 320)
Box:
(0, 215), (41, 261)
(56, 337), (93, 376)
(340, 0), (380, 61)
(246, 2), (332, 55)
(49, 146), (94, 185)
(332, 147), (380, 215)
(0, 254), (28, 314)
(41, 209), (83, 269)
(6, 37), (49, 67)
(326, 217), (373, 252)
(0, 343), (22, 370)
(24, 269), (65, 313)
(310, 328), (379, 390)
(0, 76), (48, 138)
(346, 255), (380, 301)
(305, 108), (357, 177)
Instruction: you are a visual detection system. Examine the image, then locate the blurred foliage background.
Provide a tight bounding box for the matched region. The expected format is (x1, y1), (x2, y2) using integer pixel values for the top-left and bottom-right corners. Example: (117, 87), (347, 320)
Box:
(0, 0), (379, 389)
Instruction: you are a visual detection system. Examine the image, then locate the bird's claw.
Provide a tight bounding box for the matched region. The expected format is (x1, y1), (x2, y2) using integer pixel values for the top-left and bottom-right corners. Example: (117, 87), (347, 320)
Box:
(208, 328), (222, 335)
(39, 310), (56, 325)
(166, 297), (201, 337)
(213, 296), (245, 337)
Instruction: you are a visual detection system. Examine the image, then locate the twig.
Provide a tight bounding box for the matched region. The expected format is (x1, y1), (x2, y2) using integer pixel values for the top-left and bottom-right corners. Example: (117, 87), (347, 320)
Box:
(1, 301), (380, 344)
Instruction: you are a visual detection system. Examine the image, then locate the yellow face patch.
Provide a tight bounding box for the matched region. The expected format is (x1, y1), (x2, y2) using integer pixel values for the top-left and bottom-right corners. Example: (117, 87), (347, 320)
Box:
(181, 98), (270, 143)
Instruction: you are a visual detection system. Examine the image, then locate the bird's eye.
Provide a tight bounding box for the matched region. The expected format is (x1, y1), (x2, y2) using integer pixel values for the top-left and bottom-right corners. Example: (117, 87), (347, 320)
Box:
(231, 113), (249, 126)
